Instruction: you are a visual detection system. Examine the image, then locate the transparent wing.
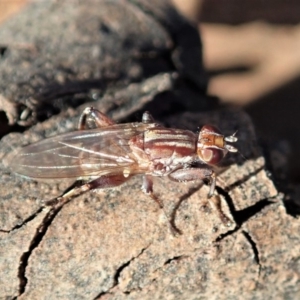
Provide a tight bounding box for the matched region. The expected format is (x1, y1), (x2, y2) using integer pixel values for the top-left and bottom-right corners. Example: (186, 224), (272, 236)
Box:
(7, 123), (154, 179)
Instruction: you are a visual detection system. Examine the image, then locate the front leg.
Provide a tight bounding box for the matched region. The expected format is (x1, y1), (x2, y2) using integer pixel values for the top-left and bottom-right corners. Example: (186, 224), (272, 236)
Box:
(78, 107), (115, 130)
(142, 175), (163, 208)
(168, 168), (215, 197)
(142, 175), (179, 234)
(168, 168), (232, 226)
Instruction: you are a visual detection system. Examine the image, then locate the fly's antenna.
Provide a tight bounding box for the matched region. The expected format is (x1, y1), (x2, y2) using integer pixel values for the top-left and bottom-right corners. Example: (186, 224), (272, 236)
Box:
(224, 131), (238, 153)
(225, 130), (248, 162)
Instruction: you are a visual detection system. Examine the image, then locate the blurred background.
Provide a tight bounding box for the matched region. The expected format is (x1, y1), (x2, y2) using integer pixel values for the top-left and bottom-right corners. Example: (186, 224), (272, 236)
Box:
(172, 0), (300, 184)
(1, 0), (300, 183)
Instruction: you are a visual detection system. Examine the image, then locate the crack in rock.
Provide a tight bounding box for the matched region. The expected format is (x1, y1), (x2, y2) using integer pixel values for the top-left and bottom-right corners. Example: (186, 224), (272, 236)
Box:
(95, 245), (151, 299)
(163, 255), (186, 266)
(6, 207), (44, 233)
(122, 255), (190, 296)
(214, 198), (274, 243)
(242, 230), (261, 277)
(0, 46), (8, 57)
(234, 198), (274, 225)
(215, 186), (275, 231)
(124, 254), (191, 295)
(17, 204), (65, 296)
(214, 184), (273, 286)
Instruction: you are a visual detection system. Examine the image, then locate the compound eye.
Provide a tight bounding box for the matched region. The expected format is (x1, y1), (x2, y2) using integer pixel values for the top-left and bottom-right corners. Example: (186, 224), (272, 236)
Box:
(200, 148), (224, 165)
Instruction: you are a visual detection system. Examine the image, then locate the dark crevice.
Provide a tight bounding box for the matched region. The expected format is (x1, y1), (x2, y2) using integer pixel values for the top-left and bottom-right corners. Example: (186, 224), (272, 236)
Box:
(215, 225), (238, 243)
(94, 245), (150, 299)
(164, 255), (185, 265)
(98, 253), (187, 298)
(113, 261), (131, 286)
(234, 199), (274, 225)
(148, 254), (189, 282)
(215, 186), (236, 219)
(121, 255), (188, 297)
(216, 186), (274, 226)
(284, 197), (300, 218)
(115, 246), (149, 285)
(242, 230), (260, 267)
(95, 291), (106, 299)
(214, 187), (264, 282)
(215, 186), (274, 242)
(214, 186), (237, 243)
(18, 205), (66, 295)
(0, 207), (44, 233)
(0, 46), (8, 57)
(171, 169), (271, 235)
(11, 207), (44, 232)
(214, 183), (276, 284)
(99, 22), (111, 34)
(242, 230), (262, 284)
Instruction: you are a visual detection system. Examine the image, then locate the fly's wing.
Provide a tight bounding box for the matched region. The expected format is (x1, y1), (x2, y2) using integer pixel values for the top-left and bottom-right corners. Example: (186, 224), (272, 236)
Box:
(6, 123), (155, 179)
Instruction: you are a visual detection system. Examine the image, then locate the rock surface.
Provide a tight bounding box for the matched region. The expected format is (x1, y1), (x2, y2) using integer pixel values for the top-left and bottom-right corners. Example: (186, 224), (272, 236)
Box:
(0, 1), (299, 300)
(0, 0), (206, 128)
(2, 105), (299, 300)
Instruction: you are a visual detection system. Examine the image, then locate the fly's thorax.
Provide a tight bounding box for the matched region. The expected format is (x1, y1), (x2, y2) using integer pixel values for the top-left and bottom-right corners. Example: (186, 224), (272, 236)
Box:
(128, 127), (197, 176)
(143, 127), (197, 161)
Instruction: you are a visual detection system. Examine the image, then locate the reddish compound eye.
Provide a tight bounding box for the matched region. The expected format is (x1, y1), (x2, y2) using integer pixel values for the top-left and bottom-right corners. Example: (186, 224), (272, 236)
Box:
(199, 148), (225, 165)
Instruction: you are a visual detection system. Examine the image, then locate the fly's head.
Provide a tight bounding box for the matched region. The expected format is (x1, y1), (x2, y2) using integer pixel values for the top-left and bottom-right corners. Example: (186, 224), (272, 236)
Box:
(197, 125), (238, 165)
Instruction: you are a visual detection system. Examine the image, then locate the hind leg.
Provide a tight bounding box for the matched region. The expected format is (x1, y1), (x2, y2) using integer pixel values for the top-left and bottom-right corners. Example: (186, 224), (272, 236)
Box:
(45, 174), (129, 208)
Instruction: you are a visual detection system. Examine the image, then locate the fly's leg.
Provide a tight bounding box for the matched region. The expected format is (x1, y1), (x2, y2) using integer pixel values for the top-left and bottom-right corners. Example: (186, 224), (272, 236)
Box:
(78, 107), (115, 130)
(142, 111), (155, 124)
(168, 168), (232, 226)
(208, 172), (216, 198)
(45, 174), (129, 208)
(207, 194), (233, 227)
(142, 175), (164, 208)
(142, 175), (179, 235)
(168, 168), (214, 195)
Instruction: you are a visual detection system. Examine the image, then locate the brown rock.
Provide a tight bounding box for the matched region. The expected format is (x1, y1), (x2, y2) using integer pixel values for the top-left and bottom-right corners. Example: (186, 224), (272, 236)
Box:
(3, 105), (299, 299)
(0, 0), (206, 128)
(0, 1), (299, 300)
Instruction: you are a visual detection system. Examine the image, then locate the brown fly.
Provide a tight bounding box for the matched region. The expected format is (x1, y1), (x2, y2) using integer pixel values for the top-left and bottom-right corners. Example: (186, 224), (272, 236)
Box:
(7, 107), (238, 230)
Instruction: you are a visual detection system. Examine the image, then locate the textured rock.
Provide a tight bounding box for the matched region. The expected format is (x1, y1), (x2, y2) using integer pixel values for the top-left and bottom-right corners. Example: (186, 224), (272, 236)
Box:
(0, 1), (299, 300)
(2, 105), (299, 299)
(0, 0), (206, 128)
(0, 209), (48, 296)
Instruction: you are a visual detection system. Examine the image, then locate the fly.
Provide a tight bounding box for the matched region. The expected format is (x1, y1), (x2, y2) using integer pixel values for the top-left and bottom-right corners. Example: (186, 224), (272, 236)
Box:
(6, 107), (238, 231)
